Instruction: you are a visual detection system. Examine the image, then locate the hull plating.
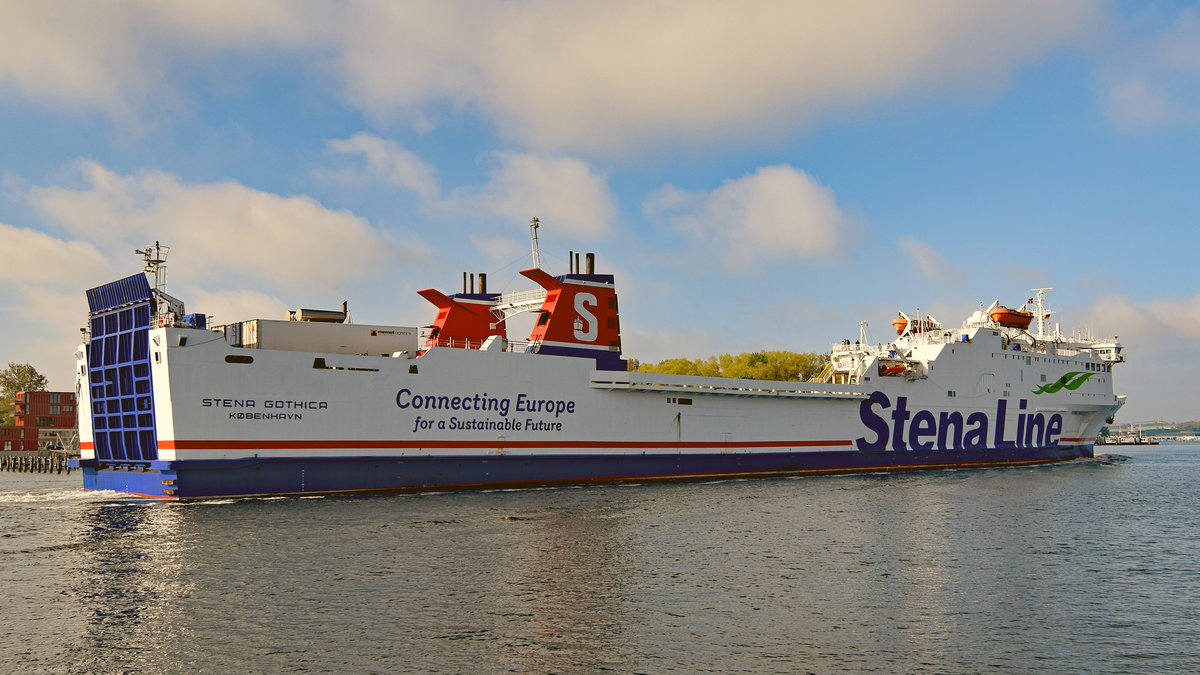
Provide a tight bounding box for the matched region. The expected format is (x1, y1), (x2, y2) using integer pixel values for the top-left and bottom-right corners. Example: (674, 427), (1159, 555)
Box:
(77, 443), (1093, 500)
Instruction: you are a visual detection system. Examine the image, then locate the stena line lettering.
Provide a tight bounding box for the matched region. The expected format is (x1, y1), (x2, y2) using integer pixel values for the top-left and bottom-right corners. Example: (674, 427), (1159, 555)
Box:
(855, 391), (1062, 452)
(573, 292), (598, 342)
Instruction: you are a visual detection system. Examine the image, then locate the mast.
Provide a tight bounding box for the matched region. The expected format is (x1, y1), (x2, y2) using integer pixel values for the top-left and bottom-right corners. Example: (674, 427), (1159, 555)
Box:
(1031, 287), (1053, 338)
(134, 241), (185, 325)
(136, 241), (169, 297)
(529, 217), (541, 269)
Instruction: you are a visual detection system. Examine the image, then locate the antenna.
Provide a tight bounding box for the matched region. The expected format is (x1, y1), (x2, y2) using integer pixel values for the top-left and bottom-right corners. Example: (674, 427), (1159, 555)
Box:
(1031, 287), (1053, 338)
(133, 241), (186, 327)
(529, 217), (541, 269)
(135, 241), (170, 296)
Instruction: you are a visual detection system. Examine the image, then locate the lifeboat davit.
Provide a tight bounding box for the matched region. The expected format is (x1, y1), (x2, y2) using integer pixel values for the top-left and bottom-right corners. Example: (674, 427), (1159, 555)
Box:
(989, 306), (1034, 329)
(893, 314), (935, 335)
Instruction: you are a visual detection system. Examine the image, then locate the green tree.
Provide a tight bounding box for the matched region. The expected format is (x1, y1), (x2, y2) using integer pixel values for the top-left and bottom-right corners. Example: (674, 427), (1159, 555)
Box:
(635, 350), (828, 382)
(0, 362), (49, 425)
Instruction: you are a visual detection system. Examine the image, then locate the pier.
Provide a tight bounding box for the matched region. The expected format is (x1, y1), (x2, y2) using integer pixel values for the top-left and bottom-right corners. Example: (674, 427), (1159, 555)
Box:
(0, 451), (74, 474)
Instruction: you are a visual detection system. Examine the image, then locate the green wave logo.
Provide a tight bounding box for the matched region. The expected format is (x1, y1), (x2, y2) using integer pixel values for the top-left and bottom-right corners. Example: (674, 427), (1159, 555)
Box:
(1032, 371), (1095, 395)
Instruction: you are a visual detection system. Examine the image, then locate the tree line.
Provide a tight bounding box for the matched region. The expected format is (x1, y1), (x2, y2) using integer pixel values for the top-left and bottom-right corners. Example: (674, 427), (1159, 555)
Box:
(629, 350), (829, 382)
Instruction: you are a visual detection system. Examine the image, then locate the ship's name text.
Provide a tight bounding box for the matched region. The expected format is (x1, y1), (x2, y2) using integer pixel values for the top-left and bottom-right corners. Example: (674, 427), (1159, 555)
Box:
(856, 392), (1063, 451)
(202, 398), (329, 410)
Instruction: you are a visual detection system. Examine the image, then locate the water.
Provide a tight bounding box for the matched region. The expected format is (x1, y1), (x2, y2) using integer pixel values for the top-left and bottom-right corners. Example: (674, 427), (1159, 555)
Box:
(2, 445), (1199, 673)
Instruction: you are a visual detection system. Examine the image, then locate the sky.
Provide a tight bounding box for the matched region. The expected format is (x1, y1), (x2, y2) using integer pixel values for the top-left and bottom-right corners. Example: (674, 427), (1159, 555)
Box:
(2, 1), (1199, 423)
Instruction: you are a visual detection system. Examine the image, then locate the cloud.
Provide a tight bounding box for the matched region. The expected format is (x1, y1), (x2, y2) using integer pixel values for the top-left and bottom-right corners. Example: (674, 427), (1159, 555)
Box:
(1093, 293), (1200, 342)
(327, 2), (490, 124)
(321, 133), (617, 238)
(2, 1), (1105, 150)
(3, 284), (89, 384)
(897, 236), (969, 286)
(0, 221), (110, 286)
(0, 246), (98, 387)
(328, 1), (1104, 152)
(482, 1), (1103, 151)
(648, 165), (858, 271)
(0, 1), (322, 122)
(1148, 295), (1200, 339)
(321, 132), (440, 203)
(1102, 8), (1200, 130)
(1076, 294), (1200, 421)
(467, 235), (530, 269)
(442, 152), (615, 237)
(1158, 9), (1200, 74)
(24, 159), (412, 293)
(186, 289), (291, 328)
(1106, 78), (1176, 129)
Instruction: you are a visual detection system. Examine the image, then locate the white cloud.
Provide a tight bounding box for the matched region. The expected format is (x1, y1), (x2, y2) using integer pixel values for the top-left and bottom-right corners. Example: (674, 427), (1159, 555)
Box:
(326, 0), (1104, 152)
(478, 1), (1102, 151)
(1, 284), (89, 387)
(1148, 295), (1200, 339)
(327, 2), (490, 124)
(2, 160), (429, 388)
(1069, 294), (1200, 422)
(0, 221), (110, 286)
(897, 236), (969, 286)
(1102, 9), (1200, 130)
(442, 152), (615, 237)
(1, 1), (1104, 150)
(1156, 9), (1200, 75)
(318, 133), (617, 238)
(649, 165), (857, 272)
(468, 235), (529, 269)
(0, 0), (322, 122)
(1094, 293), (1200, 342)
(321, 132), (440, 203)
(185, 289), (291, 328)
(25, 160), (413, 293)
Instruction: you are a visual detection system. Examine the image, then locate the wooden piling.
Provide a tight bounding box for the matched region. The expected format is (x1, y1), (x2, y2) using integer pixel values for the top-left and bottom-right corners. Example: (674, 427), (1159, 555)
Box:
(0, 451), (75, 475)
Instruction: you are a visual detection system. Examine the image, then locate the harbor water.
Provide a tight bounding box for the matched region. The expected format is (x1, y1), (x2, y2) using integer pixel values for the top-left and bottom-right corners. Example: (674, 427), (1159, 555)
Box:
(2, 444), (1198, 673)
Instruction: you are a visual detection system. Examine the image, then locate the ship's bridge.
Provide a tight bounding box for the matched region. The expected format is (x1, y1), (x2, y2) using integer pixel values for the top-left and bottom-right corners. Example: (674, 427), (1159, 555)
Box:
(816, 289), (1124, 385)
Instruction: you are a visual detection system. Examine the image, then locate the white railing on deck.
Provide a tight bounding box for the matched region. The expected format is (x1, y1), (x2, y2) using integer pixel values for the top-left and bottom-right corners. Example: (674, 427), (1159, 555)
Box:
(590, 370), (868, 399)
(423, 336), (529, 352)
(492, 289), (548, 321)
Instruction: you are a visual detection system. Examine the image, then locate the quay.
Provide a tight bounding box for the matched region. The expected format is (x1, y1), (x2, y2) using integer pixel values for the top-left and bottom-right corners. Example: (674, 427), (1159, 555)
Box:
(0, 450), (74, 474)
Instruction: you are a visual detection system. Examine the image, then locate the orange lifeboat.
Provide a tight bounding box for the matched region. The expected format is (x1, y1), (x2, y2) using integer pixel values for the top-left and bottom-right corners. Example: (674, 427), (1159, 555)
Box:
(989, 306), (1034, 329)
(881, 364), (907, 376)
(893, 314), (935, 334)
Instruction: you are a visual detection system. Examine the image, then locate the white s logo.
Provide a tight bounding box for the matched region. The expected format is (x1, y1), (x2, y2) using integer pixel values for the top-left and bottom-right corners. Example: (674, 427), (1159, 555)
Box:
(573, 293), (598, 342)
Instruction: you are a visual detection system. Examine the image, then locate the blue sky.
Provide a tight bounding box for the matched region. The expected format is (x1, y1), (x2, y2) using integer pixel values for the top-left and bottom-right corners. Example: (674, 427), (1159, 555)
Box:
(2, 1), (1199, 422)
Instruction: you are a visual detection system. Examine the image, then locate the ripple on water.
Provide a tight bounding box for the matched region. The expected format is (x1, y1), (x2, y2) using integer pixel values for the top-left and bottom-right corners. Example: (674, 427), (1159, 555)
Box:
(0, 445), (1198, 673)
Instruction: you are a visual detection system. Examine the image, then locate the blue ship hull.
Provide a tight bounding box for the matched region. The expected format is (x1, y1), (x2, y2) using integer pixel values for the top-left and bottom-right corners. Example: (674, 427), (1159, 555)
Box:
(73, 443), (1094, 500)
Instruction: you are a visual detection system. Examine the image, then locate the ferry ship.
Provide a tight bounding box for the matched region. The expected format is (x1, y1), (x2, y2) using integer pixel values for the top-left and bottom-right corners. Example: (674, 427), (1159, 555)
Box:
(72, 239), (1126, 500)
